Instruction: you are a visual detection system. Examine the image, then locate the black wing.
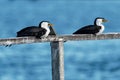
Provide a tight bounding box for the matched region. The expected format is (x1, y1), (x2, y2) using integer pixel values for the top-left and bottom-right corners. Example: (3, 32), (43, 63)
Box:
(17, 26), (46, 38)
(73, 25), (101, 34)
(49, 26), (57, 36)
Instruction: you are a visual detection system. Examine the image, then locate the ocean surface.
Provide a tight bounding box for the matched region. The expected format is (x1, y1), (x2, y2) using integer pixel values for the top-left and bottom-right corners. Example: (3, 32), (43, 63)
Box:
(0, 0), (120, 80)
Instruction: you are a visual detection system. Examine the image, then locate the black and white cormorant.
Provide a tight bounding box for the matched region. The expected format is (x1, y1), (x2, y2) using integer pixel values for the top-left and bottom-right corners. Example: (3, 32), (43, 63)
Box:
(17, 21), (54, 38)
(73, 17), (108, 35)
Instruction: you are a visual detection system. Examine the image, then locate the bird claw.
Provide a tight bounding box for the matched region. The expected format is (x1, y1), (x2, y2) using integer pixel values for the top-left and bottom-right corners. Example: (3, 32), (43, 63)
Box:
(93, 34), (97, 36)
(4, 41), (12, 47)
(5, 44), (12, 47)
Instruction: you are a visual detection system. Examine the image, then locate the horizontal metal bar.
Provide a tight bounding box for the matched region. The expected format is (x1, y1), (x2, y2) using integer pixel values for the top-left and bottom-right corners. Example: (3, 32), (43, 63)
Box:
(0, 33), (120, 46)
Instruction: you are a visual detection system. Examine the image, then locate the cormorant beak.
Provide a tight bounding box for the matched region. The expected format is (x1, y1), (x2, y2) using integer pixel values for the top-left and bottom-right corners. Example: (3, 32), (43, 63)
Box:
(48, 23), (53, 27)
(102, 19), (108, 22)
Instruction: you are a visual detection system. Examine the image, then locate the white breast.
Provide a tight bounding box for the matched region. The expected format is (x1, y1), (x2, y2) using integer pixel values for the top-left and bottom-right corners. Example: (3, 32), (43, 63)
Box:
(96, 25), (105, 34)
(41, 22), (50, 38)
(44, 28), (50, 37)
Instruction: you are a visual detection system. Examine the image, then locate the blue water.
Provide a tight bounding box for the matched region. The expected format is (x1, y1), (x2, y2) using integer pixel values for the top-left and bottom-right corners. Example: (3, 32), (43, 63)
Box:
(0, 0), (120, 80)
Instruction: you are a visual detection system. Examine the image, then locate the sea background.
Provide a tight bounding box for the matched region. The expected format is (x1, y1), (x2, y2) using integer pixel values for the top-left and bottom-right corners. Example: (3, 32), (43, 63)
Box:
(0, 0), (120, 80)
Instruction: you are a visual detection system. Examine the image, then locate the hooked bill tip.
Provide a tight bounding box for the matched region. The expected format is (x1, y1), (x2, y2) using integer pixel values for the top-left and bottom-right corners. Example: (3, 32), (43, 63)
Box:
(48, 23), (53, 27)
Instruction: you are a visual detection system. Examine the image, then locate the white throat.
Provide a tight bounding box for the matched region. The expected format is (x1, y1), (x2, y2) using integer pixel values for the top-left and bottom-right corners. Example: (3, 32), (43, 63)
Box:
(41, 24), (50, 37)
(96, 20), (103, 26)
(96, 21), (105, 34)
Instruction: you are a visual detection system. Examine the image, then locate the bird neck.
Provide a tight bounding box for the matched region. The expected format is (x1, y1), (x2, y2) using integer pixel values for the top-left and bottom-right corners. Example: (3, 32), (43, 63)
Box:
(94, 20), (103, 27)
(42, 26), (50, 37)
(95, 21), (105, 35)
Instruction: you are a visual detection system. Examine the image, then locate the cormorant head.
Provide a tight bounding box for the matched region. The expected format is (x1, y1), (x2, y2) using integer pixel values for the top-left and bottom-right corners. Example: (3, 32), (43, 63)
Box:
(94, 17), (108, 26)
(39, 21), (53, 28)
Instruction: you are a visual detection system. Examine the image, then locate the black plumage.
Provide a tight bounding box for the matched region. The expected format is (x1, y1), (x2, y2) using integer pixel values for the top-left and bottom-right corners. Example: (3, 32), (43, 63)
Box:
(49, 26), (57, 36)
(73, 17), (107, 35)
(17, 21), (56, 38)
(73, 25), (101, 34)
(17, 26), (47, 38)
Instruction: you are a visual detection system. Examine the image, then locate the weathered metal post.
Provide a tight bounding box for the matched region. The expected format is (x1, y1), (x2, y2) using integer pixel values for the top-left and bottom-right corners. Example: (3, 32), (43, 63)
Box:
(1, 33), (120, 79)
(50, 40), (64, 80)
